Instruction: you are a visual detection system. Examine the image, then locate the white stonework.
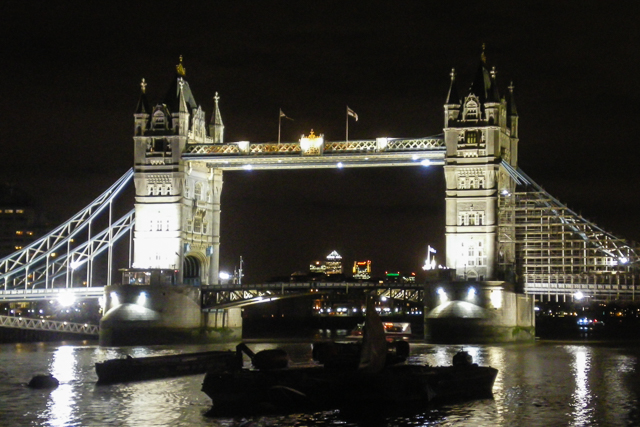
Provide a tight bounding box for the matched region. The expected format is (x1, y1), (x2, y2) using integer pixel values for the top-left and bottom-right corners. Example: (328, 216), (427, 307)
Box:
(443, 62), (519, 282)
(132, 69), (225, 286)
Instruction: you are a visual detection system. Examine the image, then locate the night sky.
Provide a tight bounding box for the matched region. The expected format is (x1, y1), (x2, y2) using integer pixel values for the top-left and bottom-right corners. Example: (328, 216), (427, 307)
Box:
(1, 2), (639, 282)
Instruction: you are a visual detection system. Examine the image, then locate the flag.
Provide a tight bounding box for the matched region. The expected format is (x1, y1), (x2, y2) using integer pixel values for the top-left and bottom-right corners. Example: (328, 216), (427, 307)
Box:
(347, 106), (358, 121)
(279, 109), (293, 120)
(428, 246), (437, 253)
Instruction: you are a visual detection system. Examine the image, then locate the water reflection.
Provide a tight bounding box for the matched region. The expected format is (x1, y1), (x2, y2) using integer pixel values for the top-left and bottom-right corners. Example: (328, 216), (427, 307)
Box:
(567, 346), (594, 426)
(47, 346), (78, 426)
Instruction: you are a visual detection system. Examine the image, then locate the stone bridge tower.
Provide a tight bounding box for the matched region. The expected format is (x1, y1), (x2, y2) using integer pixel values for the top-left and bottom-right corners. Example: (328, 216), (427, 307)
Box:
(131, 58), (223, 286)
(443, 50), (519, 283)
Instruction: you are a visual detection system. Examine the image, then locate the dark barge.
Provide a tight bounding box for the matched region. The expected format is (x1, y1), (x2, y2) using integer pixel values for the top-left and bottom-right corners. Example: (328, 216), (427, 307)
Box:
(95, 350), (239, 384)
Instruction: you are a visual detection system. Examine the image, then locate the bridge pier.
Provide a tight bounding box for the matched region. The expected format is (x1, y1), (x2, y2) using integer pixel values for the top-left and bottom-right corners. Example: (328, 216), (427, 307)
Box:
(423, 277), (535, 343)
(99, 269), (241, 346)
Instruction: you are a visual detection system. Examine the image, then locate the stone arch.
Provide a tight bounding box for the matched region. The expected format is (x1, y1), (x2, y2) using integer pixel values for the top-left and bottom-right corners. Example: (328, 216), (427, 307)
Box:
(183, 253), (205, 286)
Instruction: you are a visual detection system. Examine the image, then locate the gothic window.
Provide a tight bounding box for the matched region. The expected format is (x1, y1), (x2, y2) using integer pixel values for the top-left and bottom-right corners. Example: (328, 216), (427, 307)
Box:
(203, 221), (208, 234)
(207, 191), (211, 202)
(194, 183), (203, 201)
(466, 130), (478, 144)
(149, 220), (153, 231)
(458, 177), (467, 189)
(148, 184), (155, 196)
(187, 219), (193, 233)
(194, 217), (202, 233)
(458, 213), (466, 226)
(478, 177), (485, 189)
(184, 181), (190, 198)
(152, 110), (166, 129)
(468, 246), (475, 257)
(165, 219), (170, 231)
(156, 220), (162, 231)
(478, 212), (485, 225)
(469, 213), (476, 226)
(470, 177), (477, 189)
(464, 100), (479, 120)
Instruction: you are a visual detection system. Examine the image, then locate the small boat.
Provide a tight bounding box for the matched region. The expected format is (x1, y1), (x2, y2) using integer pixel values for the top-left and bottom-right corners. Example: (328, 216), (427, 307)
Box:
(350, 321), (412, 339)
(202, 295), (498, 414)
(95, 350), (239, 384)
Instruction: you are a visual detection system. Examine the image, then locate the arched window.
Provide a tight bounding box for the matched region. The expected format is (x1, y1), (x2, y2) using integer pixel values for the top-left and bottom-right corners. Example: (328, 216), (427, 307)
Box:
(194, 183), (203, 201)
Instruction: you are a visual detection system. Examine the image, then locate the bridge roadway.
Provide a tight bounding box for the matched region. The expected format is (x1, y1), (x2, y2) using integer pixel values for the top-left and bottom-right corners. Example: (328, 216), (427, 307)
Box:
(201, 281), (425, 308)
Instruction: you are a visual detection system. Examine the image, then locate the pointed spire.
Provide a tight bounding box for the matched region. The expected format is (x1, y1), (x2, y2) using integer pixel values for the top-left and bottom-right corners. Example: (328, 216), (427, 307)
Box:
(445, 68), (461, 105)
(135, 78), (150, 114)
(210, 92), (225, 143)
(507, 81), (518, 116)
(488, 66), (500, 102)
(176, 55), (186, 77)
(469, 45), (492, 102)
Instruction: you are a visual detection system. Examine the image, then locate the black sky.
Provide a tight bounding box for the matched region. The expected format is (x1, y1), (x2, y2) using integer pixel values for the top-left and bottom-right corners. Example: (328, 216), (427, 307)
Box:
(1, 1), (639, 282)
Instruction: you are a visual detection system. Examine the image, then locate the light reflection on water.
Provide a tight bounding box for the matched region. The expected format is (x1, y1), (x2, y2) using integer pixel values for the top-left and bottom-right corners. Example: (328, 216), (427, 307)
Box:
(47, 346), (78, 426)
(1, 341), (640, 426)
(568, 346), (594, 426)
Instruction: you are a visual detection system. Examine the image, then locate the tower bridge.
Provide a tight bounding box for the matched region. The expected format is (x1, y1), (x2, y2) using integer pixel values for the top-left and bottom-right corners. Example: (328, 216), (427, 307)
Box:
(1, 53), (639, 341)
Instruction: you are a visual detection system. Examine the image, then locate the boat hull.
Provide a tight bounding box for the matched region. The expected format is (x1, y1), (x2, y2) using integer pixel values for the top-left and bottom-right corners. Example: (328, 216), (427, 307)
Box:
(95, 350), (239, 384)
(202, 363), (498, 414)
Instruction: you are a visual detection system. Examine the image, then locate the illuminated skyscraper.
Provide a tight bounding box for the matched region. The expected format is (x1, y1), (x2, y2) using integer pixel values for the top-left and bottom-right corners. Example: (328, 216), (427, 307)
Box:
(352, 260), (371, 279)
(325, 251), (343, 275)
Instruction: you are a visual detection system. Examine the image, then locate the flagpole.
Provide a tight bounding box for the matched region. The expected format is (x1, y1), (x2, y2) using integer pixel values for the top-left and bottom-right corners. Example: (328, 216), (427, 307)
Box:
(278, 110), (282, 145)
(346, 107), (349, 143)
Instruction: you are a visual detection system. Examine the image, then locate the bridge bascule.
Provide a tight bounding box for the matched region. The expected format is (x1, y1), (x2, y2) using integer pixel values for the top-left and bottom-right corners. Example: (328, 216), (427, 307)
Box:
(0, 53), (638, 337)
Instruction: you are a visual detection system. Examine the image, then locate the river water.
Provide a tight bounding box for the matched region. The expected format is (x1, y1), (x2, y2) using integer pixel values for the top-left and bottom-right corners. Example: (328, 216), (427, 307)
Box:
(1, 339), (640, 426)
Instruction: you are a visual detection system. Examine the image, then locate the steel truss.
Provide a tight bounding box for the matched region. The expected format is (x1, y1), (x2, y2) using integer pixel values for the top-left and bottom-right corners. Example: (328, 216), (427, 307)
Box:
(499, 165), (639, 301)
(202, 282), (424, 307)
(184, 137), (444, 156)
(0, 169), (134, 291)
(0, 314), (98, 335)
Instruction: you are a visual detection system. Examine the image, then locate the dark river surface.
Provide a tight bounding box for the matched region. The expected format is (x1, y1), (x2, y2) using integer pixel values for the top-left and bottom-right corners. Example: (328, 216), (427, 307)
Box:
(2, 339), (640, 426)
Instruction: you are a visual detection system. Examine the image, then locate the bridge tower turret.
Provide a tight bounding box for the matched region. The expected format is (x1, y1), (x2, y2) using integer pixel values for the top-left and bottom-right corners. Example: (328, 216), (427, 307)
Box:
(443, 48), (519, 283)
(131, 57), (221, 286)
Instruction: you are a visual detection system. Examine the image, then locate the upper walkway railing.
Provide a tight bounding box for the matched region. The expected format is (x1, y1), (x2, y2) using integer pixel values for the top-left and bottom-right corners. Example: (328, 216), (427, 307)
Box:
(183, 136), (445, 170)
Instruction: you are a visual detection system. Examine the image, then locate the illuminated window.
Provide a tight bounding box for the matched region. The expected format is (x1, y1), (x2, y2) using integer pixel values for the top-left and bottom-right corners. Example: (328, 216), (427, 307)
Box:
(16, 209), (24, 214)
(15, 231), (23, 235)
(14, 246), (22, 250)
(466, 131), (478, 143)
(27, 231), (33, 236)
(5, 209), (13, 213)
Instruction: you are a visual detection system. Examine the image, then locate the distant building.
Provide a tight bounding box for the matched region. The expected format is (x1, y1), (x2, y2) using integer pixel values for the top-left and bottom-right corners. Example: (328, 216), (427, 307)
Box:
(385, 271), (416, 284)
(0, 184), (47, 257)
(353, 260), (371, 280)
(309, 260), (326, 274)
(309, 251), (343, 276)
(325, 251), (343, 275)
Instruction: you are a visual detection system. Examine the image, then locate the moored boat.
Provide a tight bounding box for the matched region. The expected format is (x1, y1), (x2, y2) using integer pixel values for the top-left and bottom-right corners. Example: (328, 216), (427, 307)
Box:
(201, 294), (498, 415)
(95, 349), (239, 384)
